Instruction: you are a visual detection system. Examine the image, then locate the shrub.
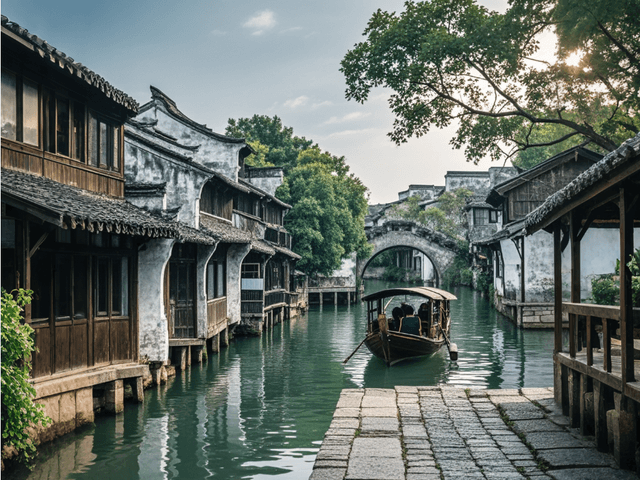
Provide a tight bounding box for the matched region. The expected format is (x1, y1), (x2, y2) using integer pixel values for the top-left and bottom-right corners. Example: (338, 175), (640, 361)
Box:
(1, 288), (50, 465)
(591, 275), (619, 305)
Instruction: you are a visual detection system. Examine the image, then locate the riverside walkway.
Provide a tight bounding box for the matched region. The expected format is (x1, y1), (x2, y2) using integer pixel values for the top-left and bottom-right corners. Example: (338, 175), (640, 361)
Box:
(310, 386), (637, 480)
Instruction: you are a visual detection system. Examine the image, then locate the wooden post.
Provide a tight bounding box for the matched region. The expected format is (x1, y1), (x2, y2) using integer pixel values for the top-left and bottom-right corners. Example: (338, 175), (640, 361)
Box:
(619, 186), (634, 385)
(520, 237), (525, 304)
(593, 380), (608, 451)
(553, 224), (562, 354)
(568, 369), (580, 428)
(569, 211), (581, 358)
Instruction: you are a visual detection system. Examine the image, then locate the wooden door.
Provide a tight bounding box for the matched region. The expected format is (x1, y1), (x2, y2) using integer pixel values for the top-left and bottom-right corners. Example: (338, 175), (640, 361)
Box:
(168, 247), (196, 338)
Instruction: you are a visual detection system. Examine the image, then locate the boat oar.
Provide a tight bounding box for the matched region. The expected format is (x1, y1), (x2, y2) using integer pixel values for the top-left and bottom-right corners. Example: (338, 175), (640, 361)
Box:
(440, 326), (458, 361)
(343, 337), (367, 364)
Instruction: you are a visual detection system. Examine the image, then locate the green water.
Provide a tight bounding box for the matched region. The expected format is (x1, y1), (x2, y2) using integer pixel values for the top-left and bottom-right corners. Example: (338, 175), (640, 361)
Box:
(11, 282), (554, 479)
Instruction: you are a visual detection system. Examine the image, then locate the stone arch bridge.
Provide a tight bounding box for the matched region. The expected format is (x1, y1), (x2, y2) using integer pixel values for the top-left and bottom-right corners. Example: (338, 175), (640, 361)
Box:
(358, 220), (461, 288)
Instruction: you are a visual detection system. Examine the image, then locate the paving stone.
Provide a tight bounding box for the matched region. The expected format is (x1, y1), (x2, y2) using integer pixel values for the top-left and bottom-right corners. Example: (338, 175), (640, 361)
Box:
(406, 458), (436, 467)
(438, 460), (482, 472)
(330, 418), (360, 429)
(334, 408), (360, 418)
(359, 407), (397, 418)
(548, 467), (640, 480)
(360, 417), (399, 433)
(406, 475), (441, 480)
(536, 447), (615, 468)
(316, 451), (349, 461)
(350, 437), (402, 457)
(361, 396), (396, 408)
(395, 386), (419, 393)
(364, 388), (395, 397)
(511, 419), (563, 434)
(547, 414), (570, 427)
(345, 456), (404, 480)
(402, 424), (428, 437)
(324, 428), (357, 437)
(337, 396), (363, 408)
(313, 459), (349, 469)
(525, 431), (594, 450)
(309, 467), (347, 480)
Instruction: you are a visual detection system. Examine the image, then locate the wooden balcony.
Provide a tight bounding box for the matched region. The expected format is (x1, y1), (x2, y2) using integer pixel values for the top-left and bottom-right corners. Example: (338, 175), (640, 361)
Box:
(207, 297), (227, 338)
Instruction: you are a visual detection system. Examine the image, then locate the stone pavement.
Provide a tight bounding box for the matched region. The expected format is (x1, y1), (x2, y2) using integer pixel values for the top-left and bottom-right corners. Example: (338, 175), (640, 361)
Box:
(309, 386), (638, 480)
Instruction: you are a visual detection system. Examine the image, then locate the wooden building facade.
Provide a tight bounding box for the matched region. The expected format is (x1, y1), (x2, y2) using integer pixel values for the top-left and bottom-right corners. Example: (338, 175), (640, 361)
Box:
(524, 133), (640, 471)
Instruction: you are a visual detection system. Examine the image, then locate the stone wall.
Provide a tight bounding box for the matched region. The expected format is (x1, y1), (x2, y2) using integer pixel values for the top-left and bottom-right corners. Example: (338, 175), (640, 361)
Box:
(245, 166), (284, 196)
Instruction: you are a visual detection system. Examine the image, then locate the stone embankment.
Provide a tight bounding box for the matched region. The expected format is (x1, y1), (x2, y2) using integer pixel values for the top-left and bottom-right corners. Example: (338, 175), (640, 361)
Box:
(310, 386), (637, 480)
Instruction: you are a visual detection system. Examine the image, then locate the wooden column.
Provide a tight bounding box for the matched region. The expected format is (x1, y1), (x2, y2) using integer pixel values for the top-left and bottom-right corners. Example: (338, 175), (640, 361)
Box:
(593, 380), (608, 451)
(553, 223), (562, 354)
(520, 237), (525, 304)
(619, 185), (635, 385)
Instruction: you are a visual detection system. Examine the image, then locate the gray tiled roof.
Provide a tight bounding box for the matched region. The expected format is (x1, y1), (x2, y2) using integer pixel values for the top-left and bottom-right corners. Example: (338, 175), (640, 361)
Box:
(1, 169), (216, 244)
(525, 133), (640, 232)
(474, 219), (527, 245)
(251, 239), (276, 255)
(199, 213), (251, 244)
(2, 16), (138, 113)
(272, 244), (301, 260)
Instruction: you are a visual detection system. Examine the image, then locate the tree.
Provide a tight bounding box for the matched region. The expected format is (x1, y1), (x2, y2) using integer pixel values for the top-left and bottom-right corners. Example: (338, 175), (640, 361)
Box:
(341, 0), (640, 165)
(277, 147), (372, 275)
(227, 115), (372, 276)
(226, 115), (314, 173)
(387, 188), (473, 238)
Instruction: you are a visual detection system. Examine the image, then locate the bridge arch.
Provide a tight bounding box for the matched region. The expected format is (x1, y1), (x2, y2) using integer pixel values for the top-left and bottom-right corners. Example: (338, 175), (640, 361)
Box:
(358, 224), (460, 289)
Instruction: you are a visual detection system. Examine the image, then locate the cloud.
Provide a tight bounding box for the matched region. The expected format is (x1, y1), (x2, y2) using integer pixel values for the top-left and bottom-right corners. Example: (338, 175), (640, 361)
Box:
(312, 100), (333, 109)
(328, 128), (378, 138)
(243, 10), (276, 35)
(284, 95), (309, 108)
(323, 112), (371, 125)
(280, 27), (303, 34)
(210, 29), (227, 36)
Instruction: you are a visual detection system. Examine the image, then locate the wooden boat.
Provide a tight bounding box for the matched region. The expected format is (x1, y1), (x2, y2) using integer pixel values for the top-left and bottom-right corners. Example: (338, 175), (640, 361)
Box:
(362, 287), (458, 366)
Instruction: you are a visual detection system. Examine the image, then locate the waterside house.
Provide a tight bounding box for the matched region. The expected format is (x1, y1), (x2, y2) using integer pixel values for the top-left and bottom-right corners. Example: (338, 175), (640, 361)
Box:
(524, 133), (640, 471)
(474, 147), (609, 327)
(1, 16), (182, 443)
(125, 87), (301, 379)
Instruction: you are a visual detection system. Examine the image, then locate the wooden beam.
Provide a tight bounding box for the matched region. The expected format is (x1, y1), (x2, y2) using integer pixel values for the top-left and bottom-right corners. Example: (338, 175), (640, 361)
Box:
(554, 224), (563, 354)
(28, 232), (49, 259)
(520, 237), (525, 304)
(619, 185), (635, 384)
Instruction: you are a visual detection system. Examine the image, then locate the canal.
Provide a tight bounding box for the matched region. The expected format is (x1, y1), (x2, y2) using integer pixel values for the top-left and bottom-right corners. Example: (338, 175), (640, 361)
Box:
(12, 281), (554, 479)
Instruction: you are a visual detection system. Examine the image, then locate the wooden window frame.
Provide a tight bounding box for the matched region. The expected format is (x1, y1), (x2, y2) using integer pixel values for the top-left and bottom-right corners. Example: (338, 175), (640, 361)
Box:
(489, 210), (498, 224)
(1, 68), (40, 147)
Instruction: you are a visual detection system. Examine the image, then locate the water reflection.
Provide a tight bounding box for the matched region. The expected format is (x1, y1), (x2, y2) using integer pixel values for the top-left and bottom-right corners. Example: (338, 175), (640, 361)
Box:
(10, 282), (554, 480)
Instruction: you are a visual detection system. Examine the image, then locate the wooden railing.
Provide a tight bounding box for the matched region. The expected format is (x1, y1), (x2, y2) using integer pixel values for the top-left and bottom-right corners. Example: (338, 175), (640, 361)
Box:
(207, 297), (227, 337)
(241, 290), (263, 314)
(265, 290), (285, 308)
(563, 302), (627, 376)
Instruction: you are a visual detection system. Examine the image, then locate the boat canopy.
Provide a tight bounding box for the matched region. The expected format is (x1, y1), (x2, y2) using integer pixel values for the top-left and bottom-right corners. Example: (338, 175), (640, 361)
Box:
(362, 287), (457, 302)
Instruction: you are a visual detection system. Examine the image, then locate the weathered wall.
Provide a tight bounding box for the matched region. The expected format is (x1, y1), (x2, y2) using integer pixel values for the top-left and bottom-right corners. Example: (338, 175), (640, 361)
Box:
(125, 129), (211, 227)
(227, 243), (251, 326)
(245, 166), (284, 196)
(445, 172), (491, 193)
(138, 238), (174, 362)
(136, 106), (243, 181)
(197, 244), (218, 338)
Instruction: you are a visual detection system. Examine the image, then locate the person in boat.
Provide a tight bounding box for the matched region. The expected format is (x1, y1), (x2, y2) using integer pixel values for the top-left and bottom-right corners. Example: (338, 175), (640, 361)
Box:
(399, 303), (421, 335)
(418, 302), (431, 336)
(390, 307), (404, 331)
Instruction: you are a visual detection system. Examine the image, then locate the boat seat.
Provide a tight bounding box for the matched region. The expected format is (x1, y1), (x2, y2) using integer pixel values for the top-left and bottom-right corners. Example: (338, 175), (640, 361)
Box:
(399, 316), (421, 336)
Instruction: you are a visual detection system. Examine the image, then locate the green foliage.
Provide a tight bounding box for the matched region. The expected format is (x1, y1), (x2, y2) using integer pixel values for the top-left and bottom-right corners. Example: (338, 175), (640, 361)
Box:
(368, 249), (396, 268)
(591, 275), (619, 306)
(341, 0), (640, 165)
(387, 188), (473, 238)
(227, 116), (371, 277)
(382, 266), (421, 283)
(475, 269), (492, 296)
(226, 115), (313, 174)
(1, 288), (50, 464)
(276, 147), (372, 276)
(443, 246), (473, 288)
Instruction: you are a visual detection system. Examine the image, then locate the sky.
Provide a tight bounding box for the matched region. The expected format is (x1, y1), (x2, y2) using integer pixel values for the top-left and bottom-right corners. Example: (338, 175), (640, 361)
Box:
(3, 0), (512, 204)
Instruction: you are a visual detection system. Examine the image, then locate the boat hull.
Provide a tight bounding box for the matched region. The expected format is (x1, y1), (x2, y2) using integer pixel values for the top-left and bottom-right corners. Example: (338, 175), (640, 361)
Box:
(364, 331), (445, 365)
